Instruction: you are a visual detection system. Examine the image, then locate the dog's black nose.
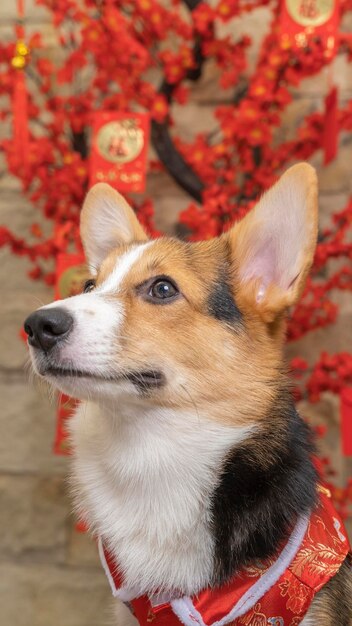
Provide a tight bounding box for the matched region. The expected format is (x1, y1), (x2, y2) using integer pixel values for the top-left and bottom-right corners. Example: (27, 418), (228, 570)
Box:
(24, 307), (73, 351)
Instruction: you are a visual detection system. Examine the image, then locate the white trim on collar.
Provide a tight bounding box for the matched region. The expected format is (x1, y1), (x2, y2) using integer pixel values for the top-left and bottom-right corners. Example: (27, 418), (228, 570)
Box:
(98, 537), (141, 602)
(170, 514), (310, 626)
(98, 513), (310, 626)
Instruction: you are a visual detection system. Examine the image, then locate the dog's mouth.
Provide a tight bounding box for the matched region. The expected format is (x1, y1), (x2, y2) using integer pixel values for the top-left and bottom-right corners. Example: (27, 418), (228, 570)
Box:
(43, 366), (165, 389)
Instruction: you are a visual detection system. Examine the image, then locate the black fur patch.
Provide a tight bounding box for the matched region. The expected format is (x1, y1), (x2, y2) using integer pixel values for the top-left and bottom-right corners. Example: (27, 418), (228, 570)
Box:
(207, 280), (241, 324)
(210, 393), (318, 585)
(126, 370), (165, 393)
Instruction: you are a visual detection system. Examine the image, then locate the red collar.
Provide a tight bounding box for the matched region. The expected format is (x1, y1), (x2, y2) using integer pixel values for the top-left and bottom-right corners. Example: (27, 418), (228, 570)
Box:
(99, 487), (350, 626)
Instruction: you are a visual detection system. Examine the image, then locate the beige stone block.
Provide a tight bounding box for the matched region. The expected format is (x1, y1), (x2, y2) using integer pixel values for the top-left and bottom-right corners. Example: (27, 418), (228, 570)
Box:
(331, 289), (352, 311)
(173, 102), (217, 140)
(297, 394), (344, 479)
(145, 172), (194, 234)
(184, 59), (241, 107)
(0, 106), (11, 142)
(345, 516), (352, 542)
(0, 562), (109, 626)
(0, 187), (55, 369)
(297, 395), (352, 543)
(0, 19), (58, 47)
(67, 524), (102, 569)
(318, 191), (350, 230)
(292, 55), (352, 98)
(0, 170), (23, 193)
(309, 144), (352, 194)
(0, 0), (49, 23)
(0, 473), (69, 562)
(276, 97), (319, 143)
(0, 22), (50, 46)
(217, 7), (272, 73)
(185, 60), (225, 105)
(0, 288), (52, 370)
(0, 186), (53, 237)
(0, 300), (31, 369)
(286, 309), (352, 366)
(0, 378), (67, 475)
(297, 394), (352, 541)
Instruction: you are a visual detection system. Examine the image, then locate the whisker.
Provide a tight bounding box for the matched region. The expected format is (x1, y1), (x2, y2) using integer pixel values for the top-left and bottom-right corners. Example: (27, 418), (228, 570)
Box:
(179, 383), (200, 424)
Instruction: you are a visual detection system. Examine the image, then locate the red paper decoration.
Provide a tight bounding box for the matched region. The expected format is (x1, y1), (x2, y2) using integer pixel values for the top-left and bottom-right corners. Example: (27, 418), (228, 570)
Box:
(341, 388), (352, 456)
(90, 112), (150, 193)
(324, 85), (338, 164)
(280, 0), (340, 57)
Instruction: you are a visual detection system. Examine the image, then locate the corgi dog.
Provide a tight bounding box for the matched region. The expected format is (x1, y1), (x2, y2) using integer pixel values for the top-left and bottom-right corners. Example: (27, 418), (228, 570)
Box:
(24, 164), (351, 626)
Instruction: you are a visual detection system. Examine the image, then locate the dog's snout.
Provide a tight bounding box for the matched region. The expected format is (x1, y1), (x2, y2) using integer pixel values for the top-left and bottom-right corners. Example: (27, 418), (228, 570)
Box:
(24, 307), (73, 351)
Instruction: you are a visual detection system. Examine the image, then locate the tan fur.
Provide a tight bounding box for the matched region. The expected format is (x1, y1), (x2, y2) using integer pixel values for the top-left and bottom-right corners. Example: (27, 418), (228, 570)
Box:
(89, 236), (281, 427)
(81, 165), (318, 429)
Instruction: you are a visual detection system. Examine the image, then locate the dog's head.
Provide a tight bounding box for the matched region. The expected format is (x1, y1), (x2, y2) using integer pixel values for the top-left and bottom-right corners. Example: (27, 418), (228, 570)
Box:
(24, 164), (317, 423)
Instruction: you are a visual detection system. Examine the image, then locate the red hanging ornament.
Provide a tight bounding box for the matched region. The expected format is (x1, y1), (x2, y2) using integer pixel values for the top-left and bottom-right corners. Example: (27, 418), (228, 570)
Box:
(341, 388), (352, 456)
(280, 0), (340, 57)
(90, 112), (150, 193)
(323, 84), (338, 164)
(11, 0), (30, 175)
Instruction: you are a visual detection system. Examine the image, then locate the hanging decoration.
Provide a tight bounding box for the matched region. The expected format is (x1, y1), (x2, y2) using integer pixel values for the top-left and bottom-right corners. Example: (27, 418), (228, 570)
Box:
(11, 0), (30, 175)
(341, 388), (352, 457)
(90, 112), (150, 193)
(323, 84), (339, 164)
(280, 0), (340, 57)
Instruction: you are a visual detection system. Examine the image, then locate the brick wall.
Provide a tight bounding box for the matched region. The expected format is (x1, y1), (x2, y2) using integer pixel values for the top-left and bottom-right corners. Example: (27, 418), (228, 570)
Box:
(0, 2), (351, 624)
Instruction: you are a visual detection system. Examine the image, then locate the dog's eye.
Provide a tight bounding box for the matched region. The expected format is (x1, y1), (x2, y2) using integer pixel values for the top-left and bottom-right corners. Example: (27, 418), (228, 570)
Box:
(83, 279), (96, 293)
(149, 279), (178, 301)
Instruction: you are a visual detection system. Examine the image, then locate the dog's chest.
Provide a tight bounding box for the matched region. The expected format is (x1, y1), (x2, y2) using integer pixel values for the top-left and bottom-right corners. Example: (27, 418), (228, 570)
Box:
(69, 401), (248, 595)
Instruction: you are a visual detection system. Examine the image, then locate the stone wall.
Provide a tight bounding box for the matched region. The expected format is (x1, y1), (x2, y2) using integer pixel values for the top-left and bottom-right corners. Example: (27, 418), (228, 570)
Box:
(0, 2), (351, 625)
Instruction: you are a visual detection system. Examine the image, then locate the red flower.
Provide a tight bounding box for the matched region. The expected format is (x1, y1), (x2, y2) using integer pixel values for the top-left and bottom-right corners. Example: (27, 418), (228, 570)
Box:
(151, 94), (169, 123)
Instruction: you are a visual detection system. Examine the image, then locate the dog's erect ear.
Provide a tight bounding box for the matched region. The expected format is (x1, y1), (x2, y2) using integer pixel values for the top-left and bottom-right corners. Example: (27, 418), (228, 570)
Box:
(80, 183), (148, 271)
(230, 163), (318, 322)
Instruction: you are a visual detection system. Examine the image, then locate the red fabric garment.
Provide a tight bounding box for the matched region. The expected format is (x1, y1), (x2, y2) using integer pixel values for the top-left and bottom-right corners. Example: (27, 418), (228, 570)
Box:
(99, 487), (350, 626)
(323, 86), (338, 165)
(341, 388), (352, 456)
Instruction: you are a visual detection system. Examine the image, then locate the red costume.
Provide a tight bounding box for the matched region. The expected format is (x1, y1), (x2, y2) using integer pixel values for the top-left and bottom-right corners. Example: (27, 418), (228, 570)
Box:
(99, 487), (350, 626)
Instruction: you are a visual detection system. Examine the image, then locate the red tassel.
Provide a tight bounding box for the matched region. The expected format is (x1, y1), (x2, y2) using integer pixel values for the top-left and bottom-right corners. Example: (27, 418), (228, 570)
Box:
(323, 86), (338, 165)
(12, 0), (29, 175)
(12, 68), (29, 172)
(341, 388), (352, 456)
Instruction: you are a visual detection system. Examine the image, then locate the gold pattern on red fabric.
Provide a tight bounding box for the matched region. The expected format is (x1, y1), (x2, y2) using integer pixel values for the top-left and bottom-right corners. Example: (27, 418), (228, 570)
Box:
(237, 602), (267, 625)
(278, 575), (311, 613)
(101, 490), (350, 626)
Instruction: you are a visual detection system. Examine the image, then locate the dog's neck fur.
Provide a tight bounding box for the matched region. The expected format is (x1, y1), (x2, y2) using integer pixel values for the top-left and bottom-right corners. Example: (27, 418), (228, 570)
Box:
(70, 390), (317, 597)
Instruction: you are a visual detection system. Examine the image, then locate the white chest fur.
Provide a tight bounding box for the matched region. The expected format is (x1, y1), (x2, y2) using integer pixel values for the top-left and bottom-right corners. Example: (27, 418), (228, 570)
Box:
(70, 400), (253, 596)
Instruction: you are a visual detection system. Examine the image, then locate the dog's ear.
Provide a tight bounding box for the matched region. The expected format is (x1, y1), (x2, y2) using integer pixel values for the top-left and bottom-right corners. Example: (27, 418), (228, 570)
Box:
(80, 183), (148, 271)
(230, 163), (318, 322)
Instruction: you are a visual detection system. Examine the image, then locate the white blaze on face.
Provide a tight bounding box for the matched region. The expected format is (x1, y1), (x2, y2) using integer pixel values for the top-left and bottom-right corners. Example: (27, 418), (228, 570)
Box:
(38, 242), (154, 373)
(96, 242), (153, 295)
